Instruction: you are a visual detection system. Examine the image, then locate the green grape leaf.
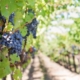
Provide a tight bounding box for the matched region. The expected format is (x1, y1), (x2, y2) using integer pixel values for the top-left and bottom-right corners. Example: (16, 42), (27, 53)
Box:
(27, 0), (35, 7)
(40, 9), (49, 17)
(7, 23), (13, 31)
(14, 11), (23, 29)
(16, 0), (24, 8)
(26, 34), (33, 50)
(1, 6), (10, 19)
(4, 65), (11, 76)
(45, 0), (49, 2)
(1, 47), (8, 55)
(13, 69), (22, 80)
(25, 13), (34, 22)
(22, 59), (30, 69)
(10, 54), (20, 64)
(11, 66), (16, 72)
(0, 58), (11, 78)
(0, 68), (6, 78)
(20, 26), (27, 36)
(9, 1), (17, 13)
(4, 23), (13, 32)
(0, 0), (9, 17)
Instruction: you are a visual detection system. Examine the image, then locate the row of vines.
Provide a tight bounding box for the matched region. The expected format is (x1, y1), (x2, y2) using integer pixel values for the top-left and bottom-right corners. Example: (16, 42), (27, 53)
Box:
(38, 0), (80, 74)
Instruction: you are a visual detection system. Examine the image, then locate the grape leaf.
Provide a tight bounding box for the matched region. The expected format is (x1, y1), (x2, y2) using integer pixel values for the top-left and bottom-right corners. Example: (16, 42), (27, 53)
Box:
(8, 1), (17, 13)
(13, 69), (22, 80)
(10, 54), (20, 64)
(0, 0), (16, 19)
(27, 0), (35, 7)
(14, 11), (23, 29)
(0, 58), (11, 78)
(20, 26), (27, 36)
(25, 13), (34, 22)
(3, 23), (13, 32)
(22, 59), (30, 69)
(1, 6), (10, 19)
(16, 0), (24, 8)
(0, 68), (6, 78)
(1, 47), (8, 55)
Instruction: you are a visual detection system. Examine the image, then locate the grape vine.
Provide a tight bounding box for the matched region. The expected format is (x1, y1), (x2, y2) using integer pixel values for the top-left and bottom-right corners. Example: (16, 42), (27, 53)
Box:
(0, 0), (55, 79)
(25, 18), (39, 38)
(0, 9), (39, 80)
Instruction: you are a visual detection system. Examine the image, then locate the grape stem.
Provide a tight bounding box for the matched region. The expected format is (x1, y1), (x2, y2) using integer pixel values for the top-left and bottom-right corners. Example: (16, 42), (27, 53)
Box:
(23, 36), (27, 50)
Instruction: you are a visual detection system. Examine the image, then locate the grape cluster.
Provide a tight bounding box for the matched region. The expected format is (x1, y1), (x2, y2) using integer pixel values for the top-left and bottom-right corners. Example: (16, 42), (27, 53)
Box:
(8, 13), (15, 26)
(0, 31), (23, 55)
(25, 18), (39, 38)
(0, 11), (39, 56)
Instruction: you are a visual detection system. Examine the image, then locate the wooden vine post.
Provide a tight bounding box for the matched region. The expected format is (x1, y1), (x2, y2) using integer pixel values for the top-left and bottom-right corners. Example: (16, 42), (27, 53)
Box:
(72, 53), (77, 72)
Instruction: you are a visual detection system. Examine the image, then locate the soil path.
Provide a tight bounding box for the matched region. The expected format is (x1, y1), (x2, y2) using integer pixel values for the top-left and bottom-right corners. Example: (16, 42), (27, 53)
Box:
(38, 53), (80, 80)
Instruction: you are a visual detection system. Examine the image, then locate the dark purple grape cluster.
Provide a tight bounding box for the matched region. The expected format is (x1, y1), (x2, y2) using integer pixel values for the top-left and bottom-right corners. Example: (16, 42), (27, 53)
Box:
(8, 12), (15, 26)
(25, 18), (39, 38)
(0, 31), (23, 55)
(0, 11), (39, 56)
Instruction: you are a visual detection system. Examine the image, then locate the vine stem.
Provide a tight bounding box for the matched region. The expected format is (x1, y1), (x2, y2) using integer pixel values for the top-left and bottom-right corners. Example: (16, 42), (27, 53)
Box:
(2, 76), (6, 80)
(23, 36), (27, 50)
(11, 73), (14, 80)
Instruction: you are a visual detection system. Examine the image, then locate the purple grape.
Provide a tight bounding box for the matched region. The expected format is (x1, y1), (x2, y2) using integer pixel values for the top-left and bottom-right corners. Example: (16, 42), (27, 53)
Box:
(8, 13), (15, 26)
(25, 18), (39, 38)
(0, 31), (23, 55)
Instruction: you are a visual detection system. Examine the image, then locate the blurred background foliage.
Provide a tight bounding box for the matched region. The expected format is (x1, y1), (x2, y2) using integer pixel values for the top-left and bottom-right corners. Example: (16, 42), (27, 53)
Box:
(36, 0), (80, 60)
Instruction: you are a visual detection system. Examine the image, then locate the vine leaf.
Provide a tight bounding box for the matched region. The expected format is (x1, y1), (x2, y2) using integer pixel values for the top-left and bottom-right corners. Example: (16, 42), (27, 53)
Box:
(1, 6), (10, 19)
(14, 11), (23, 29)
(22, 59), (30, 69)
(0, 68), (6, 78)
(25, 13), (34, 22)
(13, 69), (22, 80)
(10, 54), (20, 64)
(27, 0), (35, 7)
(20, 26), (27, 36)
(4, 23), (13, 32)
(0, 58), (11, 78)
(0, 0), (16, 19)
